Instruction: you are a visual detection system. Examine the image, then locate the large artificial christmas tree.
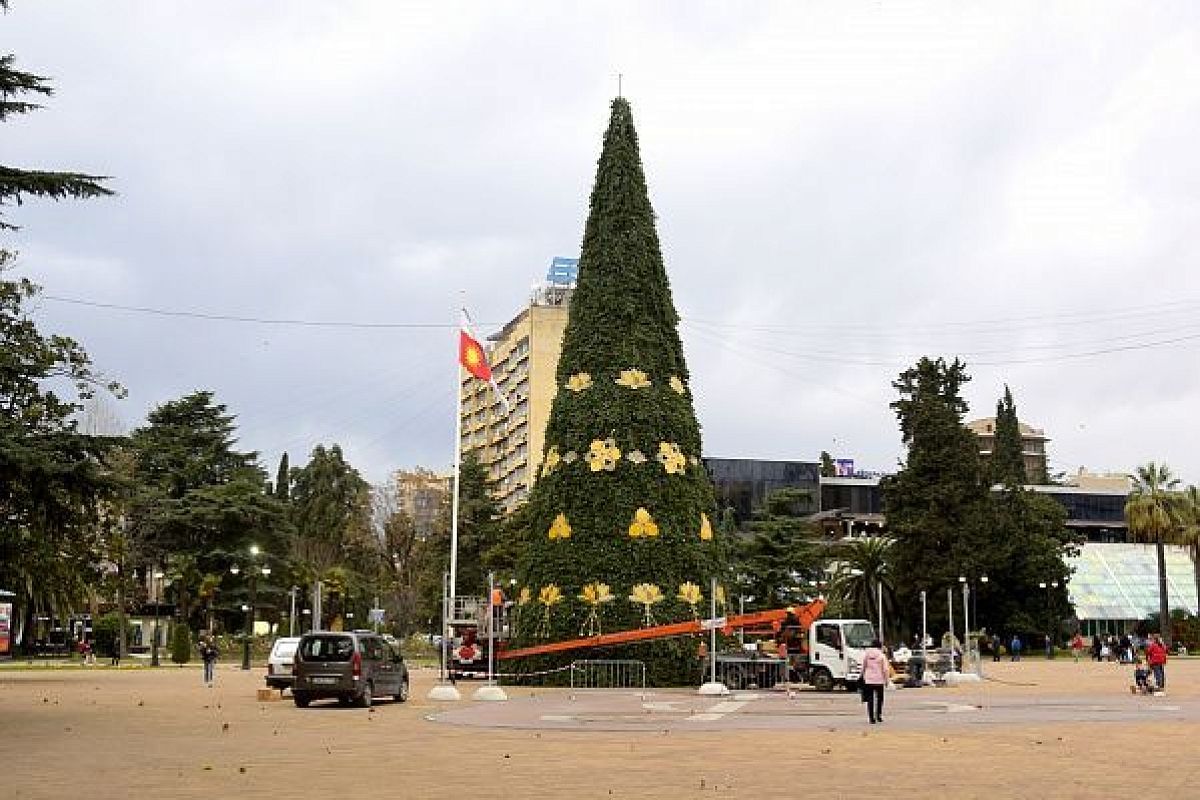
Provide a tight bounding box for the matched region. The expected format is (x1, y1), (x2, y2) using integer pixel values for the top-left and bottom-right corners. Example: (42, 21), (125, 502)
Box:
(515, 98), (723, 682)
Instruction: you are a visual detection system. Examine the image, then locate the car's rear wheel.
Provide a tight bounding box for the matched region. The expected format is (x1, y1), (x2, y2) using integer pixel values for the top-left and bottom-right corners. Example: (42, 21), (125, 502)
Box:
(395, 677), (410, 703)
(292, 692), (312, 708)
(357, 682), (374, 708)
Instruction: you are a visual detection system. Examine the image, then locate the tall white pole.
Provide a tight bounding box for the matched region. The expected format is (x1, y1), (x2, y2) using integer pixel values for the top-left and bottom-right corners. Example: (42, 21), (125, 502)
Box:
(710, 577), (718, 685)
(962, 582), (971, 672)
(448, 314), (464, 623)
(487, 572), (496, 685)
(877, 582), (884, 645)
(947, 588), (954, 671)
(920, 590), (927, 660)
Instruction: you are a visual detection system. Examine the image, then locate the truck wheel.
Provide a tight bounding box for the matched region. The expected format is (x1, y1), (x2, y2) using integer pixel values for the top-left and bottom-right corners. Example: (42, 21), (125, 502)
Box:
(812, 669), (834, 692)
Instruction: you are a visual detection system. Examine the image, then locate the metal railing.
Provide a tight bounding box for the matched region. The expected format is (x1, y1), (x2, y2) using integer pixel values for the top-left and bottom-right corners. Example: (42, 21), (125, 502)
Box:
(570, 659), (647, 690)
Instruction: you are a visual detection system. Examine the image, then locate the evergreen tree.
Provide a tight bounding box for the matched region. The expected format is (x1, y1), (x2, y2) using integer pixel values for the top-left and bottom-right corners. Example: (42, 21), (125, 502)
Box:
(1, 32), (112, 230)
(733, 489), (824, 610)
(516, 98), (723, 679)
(883, 357), (990, 634)
(275, 452), (290, 501)
(819, 450), (836, 478)
(884, 358), (1075, 637)
(0, 16), (118, 644)
(129, 393), (287, 594)
(991, 385), (1027, 487)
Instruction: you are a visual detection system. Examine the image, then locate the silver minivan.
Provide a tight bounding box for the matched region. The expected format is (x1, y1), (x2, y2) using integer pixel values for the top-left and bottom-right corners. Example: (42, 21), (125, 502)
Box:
(292, 632), (409, 708)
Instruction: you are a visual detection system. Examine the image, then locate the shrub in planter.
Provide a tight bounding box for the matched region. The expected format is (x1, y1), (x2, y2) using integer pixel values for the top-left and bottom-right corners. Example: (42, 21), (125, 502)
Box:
(170, 623), (193, 664)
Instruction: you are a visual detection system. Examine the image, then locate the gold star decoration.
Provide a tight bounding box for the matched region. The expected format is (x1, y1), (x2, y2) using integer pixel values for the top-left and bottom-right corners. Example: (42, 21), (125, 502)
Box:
(628, 507), (659, 538)
(566, 372), (593, 392)
(656, 442), (687, 475)
(548, 513), (572, 541)
(629, 583), (665, 627)
(699, 513), (713, 541)
(585, 438), (621, 472)
(669, 376), (686, 395)
(541, 446), (561, 476)
(615, 368), (652, 389)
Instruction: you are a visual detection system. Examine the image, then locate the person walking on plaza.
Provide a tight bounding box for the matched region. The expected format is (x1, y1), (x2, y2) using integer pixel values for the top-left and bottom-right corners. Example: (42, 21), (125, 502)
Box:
(1010, 634), (1022, 662)
(1146, 634), (1168, 694)
(109, 638), (121, 667)
(992, 633), (1002, 662)
(200, 635), (219, 687)
(860, 638), (889, 724)
(1070, 632), (1084, 662)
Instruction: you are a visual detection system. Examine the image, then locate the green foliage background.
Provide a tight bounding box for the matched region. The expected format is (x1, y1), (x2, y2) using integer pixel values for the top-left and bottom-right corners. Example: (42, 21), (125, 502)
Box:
(515, 99), (723, 678)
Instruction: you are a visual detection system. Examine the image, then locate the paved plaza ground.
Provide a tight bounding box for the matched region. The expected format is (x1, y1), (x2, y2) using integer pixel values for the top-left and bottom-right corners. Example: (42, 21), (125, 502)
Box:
(3, 657), (1199, 799)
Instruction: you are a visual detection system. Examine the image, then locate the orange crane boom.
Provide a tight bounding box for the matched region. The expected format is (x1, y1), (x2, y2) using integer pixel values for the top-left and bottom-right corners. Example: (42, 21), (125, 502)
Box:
(498, 598), (825, 661)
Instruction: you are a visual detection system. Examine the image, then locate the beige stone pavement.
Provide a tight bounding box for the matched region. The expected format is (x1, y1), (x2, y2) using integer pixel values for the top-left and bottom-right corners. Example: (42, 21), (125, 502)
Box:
(2, 658), (1199, 799)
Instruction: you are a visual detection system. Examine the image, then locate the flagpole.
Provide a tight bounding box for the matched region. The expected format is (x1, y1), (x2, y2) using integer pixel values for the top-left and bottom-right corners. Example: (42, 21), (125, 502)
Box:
(429, 305), (465, 702)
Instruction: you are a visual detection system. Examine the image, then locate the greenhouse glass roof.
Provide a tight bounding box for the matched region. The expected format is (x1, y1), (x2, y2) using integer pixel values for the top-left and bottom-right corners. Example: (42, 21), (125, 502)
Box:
(1067, 543), (1198, 621)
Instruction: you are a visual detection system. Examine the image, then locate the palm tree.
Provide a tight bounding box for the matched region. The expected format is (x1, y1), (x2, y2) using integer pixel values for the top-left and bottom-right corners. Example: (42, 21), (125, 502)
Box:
(1125, 462), (1185, 645)
(1180, 485), (1200, 618)
(828, 537), (896, 638)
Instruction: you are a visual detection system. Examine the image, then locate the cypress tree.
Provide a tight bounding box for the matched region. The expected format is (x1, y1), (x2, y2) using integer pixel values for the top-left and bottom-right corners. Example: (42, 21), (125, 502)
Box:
(991, 385), (1027, 487)
(516, 98), (722, 681)
(275, 452), (290, 501)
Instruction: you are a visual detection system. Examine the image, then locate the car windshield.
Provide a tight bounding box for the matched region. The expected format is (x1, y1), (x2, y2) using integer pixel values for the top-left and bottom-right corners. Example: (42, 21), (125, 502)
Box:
(843, 622), (876, 649)
(299, 635), (355, 662)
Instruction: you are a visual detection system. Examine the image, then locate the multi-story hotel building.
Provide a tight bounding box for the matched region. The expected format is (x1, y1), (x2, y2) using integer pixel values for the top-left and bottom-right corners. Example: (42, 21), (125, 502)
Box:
(966, 417), (1049, 484)
(460, 259), (575, 512)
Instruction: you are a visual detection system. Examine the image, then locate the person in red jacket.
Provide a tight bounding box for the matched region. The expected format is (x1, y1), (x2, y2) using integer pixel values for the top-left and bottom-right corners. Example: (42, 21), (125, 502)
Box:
(1145, 634), (1168, 693)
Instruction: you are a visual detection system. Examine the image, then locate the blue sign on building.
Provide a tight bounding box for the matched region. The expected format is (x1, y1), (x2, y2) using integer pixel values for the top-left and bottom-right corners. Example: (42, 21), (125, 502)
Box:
(546, 256), (579, 286)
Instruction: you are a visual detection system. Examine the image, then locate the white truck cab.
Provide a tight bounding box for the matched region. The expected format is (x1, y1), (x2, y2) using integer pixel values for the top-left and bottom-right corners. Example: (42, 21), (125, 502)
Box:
(806, 618), (876, 691)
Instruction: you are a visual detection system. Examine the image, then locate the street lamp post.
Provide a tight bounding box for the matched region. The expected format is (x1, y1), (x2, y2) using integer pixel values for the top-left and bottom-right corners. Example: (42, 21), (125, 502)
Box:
(1039, 580), (1060, 656)
(230, 545), (268, 671)
(150, 568), (164, 667)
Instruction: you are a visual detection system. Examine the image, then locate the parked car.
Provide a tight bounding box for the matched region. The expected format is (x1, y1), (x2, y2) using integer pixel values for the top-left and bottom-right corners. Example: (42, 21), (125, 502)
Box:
(291, 631), (409, 708)
(265, 636), (301, 691)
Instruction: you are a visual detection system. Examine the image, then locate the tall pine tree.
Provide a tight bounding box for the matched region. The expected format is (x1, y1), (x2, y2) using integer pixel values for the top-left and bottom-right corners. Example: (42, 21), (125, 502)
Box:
(991, 385), (1027, 487)
(516, 98), (722, 680)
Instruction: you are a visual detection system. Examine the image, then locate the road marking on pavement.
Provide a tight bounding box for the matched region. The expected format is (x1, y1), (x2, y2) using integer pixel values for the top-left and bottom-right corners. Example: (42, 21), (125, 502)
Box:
(687, 700), (748, 722)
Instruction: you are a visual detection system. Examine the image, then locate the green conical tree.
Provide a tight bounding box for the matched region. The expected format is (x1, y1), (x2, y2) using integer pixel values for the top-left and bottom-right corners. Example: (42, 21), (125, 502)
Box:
(516, 98), (722, 679)
(275, 452), (290, 501)
(991, 386), (1027, 487)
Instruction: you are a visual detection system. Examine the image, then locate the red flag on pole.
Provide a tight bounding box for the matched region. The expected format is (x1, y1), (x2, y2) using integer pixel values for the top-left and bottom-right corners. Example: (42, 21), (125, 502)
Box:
(459, 329), (492, 382)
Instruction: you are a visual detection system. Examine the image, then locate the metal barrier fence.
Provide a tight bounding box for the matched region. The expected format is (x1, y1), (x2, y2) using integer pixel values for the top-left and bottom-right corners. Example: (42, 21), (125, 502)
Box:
(713, 657), (787, 690)
(570, 659), (647, 690)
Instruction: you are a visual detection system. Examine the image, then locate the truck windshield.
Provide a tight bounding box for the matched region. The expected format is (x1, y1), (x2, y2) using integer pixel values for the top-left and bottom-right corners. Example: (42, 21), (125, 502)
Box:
(842, 622), (876, 649)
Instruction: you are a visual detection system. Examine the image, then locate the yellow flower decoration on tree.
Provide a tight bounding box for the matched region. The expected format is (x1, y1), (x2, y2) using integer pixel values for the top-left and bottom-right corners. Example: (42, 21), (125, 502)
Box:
(656, 442), (687, 475)
(699, 513), (713, 541)
(518, 587), (532, 606)
(548, 512), (572, 541)
(566, 372), (593, 392)
(542, 446), (561, 476)
(585, 438), (621, 472)
(578, 582), (615, 637)
(615, 368), (652, 389)
(677, 582), (703, 620)
(669, 376), (686, 395)
(536, 584), (563, 638)
(629, 582), (665, 627)
(628, 507), (659, 539)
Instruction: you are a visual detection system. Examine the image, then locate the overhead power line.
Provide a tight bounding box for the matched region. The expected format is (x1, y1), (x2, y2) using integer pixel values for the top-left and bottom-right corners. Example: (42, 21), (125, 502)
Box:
(40, 294), (493, 329)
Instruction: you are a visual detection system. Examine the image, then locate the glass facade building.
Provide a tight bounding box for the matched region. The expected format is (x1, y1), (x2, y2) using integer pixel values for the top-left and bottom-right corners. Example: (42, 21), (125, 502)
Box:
(1067, 543), (1198, 634)
(703, 458), (820, 523)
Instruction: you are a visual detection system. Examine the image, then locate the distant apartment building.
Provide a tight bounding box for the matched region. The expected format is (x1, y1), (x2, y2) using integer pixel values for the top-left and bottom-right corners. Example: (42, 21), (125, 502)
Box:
(966, 417), (1049, 484)
(460, 259), (575, 512)
(393, 468), (450, 539)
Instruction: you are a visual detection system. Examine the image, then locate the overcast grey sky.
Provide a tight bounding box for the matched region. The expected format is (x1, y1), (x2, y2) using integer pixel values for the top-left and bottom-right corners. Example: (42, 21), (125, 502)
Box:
(7, 2), (1200, 486)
